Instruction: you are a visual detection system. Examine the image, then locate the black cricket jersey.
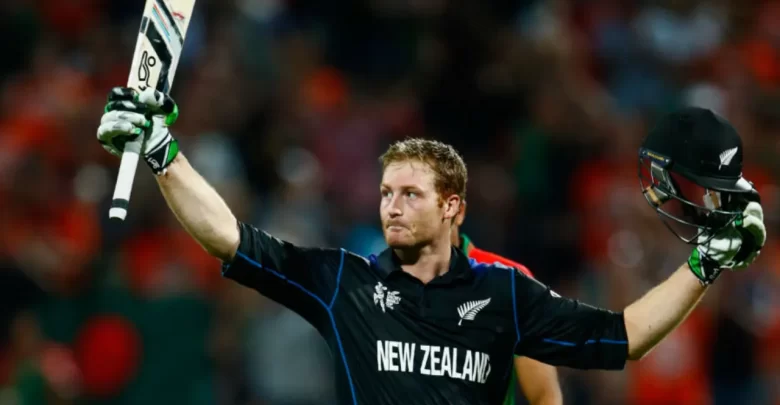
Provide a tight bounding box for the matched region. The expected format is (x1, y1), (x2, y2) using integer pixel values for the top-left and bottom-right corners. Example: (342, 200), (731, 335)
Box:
(222, 222), (630, 405)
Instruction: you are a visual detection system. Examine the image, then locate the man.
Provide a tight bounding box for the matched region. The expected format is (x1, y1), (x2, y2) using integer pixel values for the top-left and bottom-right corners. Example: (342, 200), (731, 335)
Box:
(451, 204), (563, 405)
(97, 89), (765, 405)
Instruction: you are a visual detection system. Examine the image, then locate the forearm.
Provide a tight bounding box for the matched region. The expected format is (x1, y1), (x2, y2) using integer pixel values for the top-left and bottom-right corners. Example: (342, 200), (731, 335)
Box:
(623, 263), (707, 360)
(156, 153), (240, 261)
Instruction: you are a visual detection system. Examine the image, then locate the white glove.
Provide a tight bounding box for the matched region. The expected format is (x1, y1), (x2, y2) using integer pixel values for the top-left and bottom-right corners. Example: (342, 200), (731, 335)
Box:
(97, 87), (180, 175)
(688, 201), (766, 284)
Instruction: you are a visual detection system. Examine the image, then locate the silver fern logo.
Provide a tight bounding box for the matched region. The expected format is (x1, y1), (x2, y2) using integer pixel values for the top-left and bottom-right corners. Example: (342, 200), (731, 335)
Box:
(457, 298), (491, 326)
(719, 146), (738, 170)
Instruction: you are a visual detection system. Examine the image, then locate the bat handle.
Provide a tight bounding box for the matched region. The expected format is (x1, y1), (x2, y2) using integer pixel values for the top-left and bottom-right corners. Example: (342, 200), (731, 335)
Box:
(109, 139), (143, 221)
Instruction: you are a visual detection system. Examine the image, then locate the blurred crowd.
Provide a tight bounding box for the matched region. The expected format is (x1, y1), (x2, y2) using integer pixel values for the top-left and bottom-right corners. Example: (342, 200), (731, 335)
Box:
(0, 0), (778, 404)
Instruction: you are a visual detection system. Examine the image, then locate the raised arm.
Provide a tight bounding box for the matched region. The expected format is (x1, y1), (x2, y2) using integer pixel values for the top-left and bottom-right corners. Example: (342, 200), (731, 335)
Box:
(513, 202), (765, 366)
(622, 263), (706, 360)
(97, 87), (344, 327)
(624, 201), (765, 359)
(156, 153), (239, 261)
(98, 87), (239, 260)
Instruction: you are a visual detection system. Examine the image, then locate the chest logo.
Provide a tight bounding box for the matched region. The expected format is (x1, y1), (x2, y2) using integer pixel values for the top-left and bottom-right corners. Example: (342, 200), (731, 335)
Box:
(457, 298), (491, 325)
(373, 282), (401, 312)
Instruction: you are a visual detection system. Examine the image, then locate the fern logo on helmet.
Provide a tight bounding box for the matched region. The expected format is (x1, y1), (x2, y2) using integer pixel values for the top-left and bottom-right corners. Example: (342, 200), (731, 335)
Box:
(719, 146), (738, 170)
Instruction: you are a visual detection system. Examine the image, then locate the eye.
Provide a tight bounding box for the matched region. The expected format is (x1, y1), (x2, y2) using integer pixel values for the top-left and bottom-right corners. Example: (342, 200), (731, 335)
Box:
(406, 191), (417, 199)
(381, 190), (392, 199)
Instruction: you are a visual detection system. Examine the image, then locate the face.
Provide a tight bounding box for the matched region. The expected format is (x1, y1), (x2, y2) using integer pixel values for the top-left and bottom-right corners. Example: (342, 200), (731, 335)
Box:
(380, 160), (460, 249)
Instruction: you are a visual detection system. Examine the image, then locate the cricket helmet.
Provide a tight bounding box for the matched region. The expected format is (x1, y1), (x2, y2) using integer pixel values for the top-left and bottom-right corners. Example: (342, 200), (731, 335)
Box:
(638, 107), (760, 245)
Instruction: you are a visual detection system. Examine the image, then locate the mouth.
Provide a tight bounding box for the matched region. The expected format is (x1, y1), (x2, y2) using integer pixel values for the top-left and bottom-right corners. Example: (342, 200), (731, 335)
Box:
(386, 225), (407, 231)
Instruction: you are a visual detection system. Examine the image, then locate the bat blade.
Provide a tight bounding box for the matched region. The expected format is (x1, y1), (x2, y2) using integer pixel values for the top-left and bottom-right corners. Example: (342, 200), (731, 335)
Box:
(108, 0), (196, 221)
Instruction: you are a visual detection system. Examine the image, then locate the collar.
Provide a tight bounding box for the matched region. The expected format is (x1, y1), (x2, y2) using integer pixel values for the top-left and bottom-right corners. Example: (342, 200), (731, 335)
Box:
(371, 246), (474, 284)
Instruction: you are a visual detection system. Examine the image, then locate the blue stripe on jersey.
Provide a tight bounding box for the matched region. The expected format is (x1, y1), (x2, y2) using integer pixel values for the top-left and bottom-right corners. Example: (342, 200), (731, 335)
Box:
(542, 338), (628, 346)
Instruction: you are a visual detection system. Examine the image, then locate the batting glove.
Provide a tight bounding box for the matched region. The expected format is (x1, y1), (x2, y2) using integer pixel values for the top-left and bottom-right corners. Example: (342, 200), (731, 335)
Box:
(688, 201), (766, 285)
(97, 87), (180, 175)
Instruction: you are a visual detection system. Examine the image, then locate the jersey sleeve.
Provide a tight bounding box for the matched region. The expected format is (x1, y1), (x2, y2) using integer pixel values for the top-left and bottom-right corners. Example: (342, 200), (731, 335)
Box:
(511, 270), (629, 370)
(221, 221), (343, 327)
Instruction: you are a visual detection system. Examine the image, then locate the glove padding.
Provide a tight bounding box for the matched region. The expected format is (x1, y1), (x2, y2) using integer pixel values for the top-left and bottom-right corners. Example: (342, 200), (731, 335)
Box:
(97, 87), (180, 175)
(688, 201), (766, 285)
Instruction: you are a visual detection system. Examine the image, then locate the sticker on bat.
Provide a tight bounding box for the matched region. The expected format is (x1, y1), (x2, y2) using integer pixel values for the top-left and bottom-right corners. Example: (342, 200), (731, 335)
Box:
(138, 50), (158, 91)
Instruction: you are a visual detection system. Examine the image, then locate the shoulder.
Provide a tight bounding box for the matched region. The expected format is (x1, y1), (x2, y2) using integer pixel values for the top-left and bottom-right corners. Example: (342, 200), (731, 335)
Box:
(343, 249), (372, 266)
(467, 247), (534, 278)
(239, 221), (347, 257)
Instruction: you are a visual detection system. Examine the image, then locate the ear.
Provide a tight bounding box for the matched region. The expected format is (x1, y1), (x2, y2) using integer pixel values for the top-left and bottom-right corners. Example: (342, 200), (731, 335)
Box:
(454, 200), (467, 226)
(442, 195), (462, 221)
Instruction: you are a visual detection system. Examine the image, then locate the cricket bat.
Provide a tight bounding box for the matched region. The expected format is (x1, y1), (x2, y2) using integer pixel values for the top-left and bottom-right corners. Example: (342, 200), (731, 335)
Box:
(108, 0), (196, 221)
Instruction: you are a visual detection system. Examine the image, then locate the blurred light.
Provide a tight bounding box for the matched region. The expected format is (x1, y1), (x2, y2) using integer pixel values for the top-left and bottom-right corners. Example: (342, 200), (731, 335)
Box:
(304, 68), (348, 114)
(74, 315), (141, 398)
(635, 4), (726, 64)
(190, 132), (245, 184)
(607, 229), (644, 269)
(277, 147), (322, 187)
(237, 0), (284, 24)
(40, 343), (81, 400)
(683, 83), (726, 115)
(73, 164), (110, 203)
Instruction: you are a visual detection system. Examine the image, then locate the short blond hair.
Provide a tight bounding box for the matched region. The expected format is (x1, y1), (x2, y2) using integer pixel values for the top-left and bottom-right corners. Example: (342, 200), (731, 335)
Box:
(379, 138), (467, 202)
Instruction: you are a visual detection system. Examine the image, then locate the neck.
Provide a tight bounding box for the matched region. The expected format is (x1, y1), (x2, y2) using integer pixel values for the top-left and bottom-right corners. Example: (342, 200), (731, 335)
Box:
(451, 229), (461, 248)
(394, 237), (452, 284)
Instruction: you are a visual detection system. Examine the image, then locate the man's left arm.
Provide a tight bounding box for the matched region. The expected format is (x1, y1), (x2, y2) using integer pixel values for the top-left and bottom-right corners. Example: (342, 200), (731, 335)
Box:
(509, 265), (563, 405)
(511, 270), (630, 370)
(622, 263), (705, 360)
(514, 202), (765, 366)
(512, 263), (728, 368)
(514, 356), (562, 405)
(625, 200), (766, 359)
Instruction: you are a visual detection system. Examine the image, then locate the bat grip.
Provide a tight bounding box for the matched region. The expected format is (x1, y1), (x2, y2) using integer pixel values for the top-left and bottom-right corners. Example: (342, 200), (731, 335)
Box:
(109, 139), (143, 221)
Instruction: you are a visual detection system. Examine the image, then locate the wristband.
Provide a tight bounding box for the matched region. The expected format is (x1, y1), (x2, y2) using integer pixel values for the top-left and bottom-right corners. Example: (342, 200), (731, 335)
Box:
(144, 136), (179, 175)
(688, 248), (723, 285)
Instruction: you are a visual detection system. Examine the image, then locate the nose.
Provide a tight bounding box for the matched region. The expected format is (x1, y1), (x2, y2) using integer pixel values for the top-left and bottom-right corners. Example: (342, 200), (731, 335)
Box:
(387, 195), (403, 218)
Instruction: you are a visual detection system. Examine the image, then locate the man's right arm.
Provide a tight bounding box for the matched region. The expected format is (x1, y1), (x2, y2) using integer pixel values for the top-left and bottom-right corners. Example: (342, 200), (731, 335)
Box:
(156, 153), (240, 261)
(161, 154), (344, 324)
(158, 153), (343, 321)
(98, 88), (344, 325)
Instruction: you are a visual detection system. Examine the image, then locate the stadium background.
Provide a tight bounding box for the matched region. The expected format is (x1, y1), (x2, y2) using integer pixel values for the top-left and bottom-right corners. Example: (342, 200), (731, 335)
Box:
(0, 0), (778, 404)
